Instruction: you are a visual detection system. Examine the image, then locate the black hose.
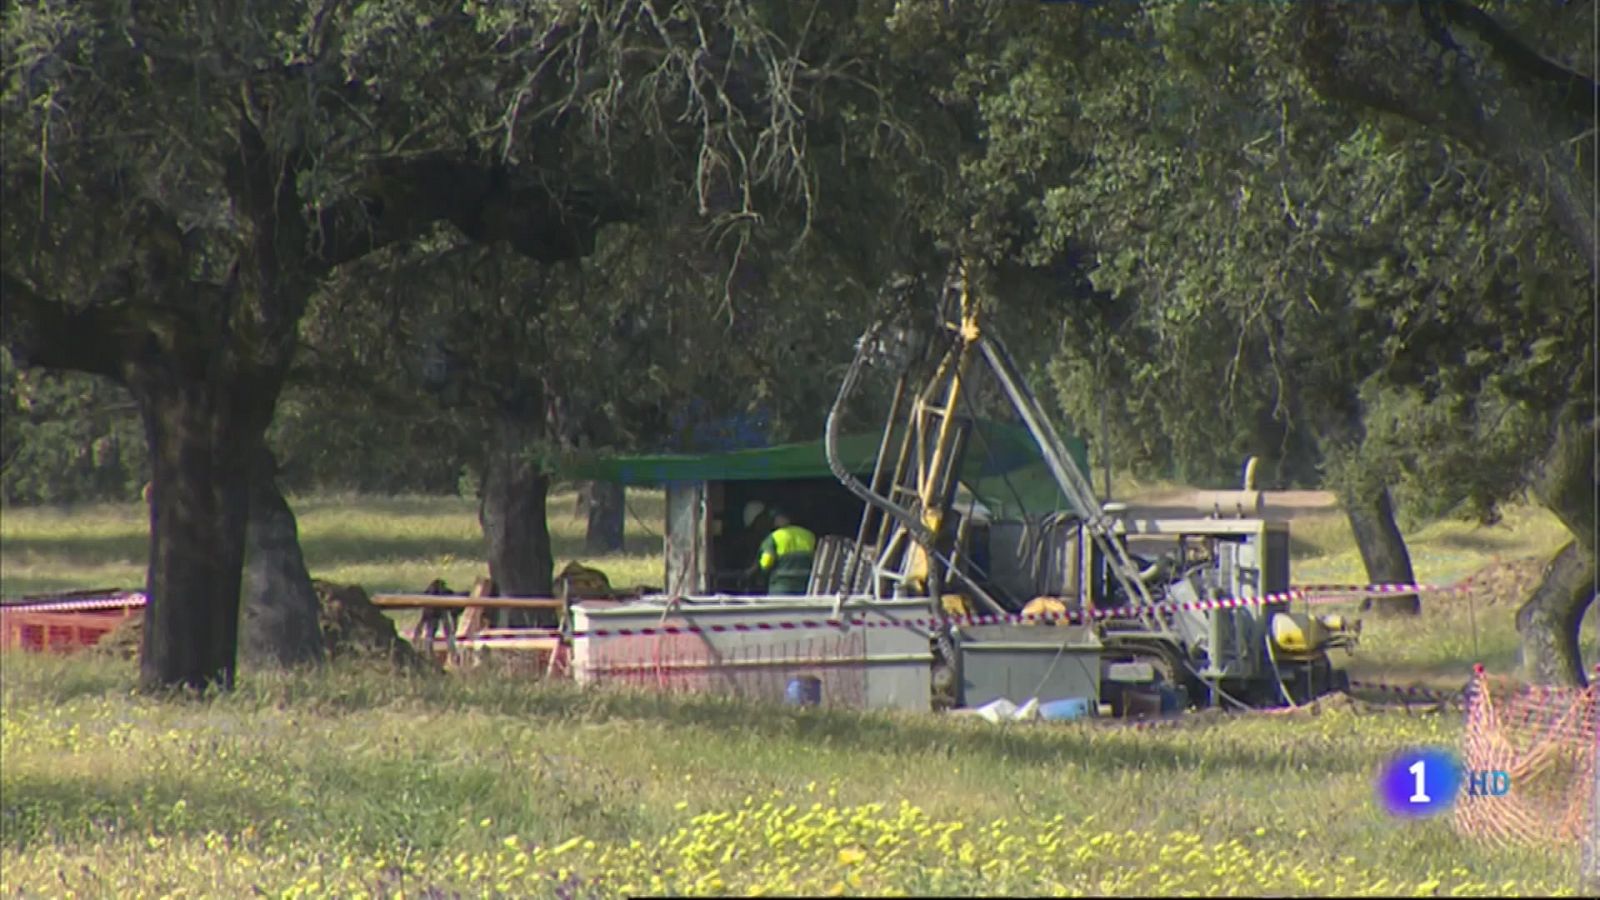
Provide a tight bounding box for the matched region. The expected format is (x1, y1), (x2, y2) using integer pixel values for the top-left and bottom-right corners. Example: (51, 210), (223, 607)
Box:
(825, 319), (1006, 614)
(825, 320), (933, 550)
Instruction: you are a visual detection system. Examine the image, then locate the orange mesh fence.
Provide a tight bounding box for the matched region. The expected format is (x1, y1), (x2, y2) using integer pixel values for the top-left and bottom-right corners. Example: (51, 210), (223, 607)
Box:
(0, 606), (140, 653)
(1454, 668), (1599, 851)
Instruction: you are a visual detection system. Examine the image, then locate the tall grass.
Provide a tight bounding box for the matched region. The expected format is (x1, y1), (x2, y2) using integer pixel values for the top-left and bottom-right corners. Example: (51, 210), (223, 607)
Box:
(0, 653), (1586, 896)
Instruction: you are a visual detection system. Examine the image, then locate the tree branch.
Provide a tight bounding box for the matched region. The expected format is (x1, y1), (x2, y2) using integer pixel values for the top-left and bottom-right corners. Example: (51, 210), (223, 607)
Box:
(1294, 2), (1471, 146)
(304, 157), (636, 273)
(0, 272), (131, 381)
(1293, 0), (1598, 276)
(1436, 0), (1597, 120)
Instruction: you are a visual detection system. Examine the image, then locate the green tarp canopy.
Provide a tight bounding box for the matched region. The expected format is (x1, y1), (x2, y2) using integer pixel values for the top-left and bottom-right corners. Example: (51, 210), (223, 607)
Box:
(567, 419), (1091, 520)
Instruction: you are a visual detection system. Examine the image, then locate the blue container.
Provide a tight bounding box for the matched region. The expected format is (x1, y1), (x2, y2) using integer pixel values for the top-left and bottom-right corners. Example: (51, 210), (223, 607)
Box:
(1039, 697), (1091, 721)
(785, 676), (822, 707)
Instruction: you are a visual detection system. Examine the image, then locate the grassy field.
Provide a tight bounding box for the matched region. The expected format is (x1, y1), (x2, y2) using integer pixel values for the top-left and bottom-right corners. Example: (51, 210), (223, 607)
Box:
(1, 489), (1596, 895)
(1, 654), (1589, 896)
(0, 488), (669, 600)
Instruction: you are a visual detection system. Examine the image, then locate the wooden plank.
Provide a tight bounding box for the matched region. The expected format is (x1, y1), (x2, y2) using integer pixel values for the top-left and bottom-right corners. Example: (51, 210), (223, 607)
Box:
(457, 634), (563, 646)
(470, 628), (564, 638)
(371, 594), (567, 610)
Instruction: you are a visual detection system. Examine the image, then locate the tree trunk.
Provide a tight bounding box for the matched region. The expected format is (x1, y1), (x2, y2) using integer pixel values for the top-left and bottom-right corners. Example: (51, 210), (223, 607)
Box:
(134, 380), (259, 693)
(238, 443), (326, 669)
(1515, 541), (1595, 687)
(1517, 415), (1597, 687)
(584, 480), (625, 555)
(479, 417), (555, 626)
(1344, 485), (1420, 616)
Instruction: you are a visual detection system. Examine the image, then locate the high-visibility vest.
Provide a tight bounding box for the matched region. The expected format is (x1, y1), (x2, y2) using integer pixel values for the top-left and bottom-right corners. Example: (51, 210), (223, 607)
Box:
(758, 525), (816, 582)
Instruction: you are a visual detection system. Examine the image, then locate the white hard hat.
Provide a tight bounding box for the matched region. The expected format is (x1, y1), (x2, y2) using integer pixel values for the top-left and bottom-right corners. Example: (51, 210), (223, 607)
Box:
(743, 501), (766, 528)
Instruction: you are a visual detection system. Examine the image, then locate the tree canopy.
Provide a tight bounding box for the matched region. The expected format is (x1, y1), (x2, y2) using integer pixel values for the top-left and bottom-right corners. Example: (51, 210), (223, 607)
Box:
(2, 0), (1592, 687)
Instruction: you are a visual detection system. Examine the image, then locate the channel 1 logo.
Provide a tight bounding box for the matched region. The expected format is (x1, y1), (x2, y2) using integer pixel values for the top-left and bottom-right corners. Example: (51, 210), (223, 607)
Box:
(1376, 748), (1511, 818)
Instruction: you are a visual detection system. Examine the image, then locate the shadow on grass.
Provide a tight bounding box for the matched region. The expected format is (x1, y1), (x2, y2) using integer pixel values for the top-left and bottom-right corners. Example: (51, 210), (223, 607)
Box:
(1432, 530), (1517, 553)
(299, 533), (658, 574)
(228, 670), (1379, 785)
(287, 492), (667, 523)
(0, 530), (656, 582)
(0, 654), (136, 704)
(1288, 533), (1340, 559)
(1, 770), (272, 852)
(1, 574), (144, 599)
(0, 739), (648, 854)
(296, 533), (487, 570)
(550, 534), (662, 562)
(0, 533), (149, 568)
(287, 495), (473, 518)
(1348, 651), (1523, 685)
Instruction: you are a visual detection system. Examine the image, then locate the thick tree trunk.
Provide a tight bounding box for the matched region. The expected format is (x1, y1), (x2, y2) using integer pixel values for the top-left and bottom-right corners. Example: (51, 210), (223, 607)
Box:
(1517, 415), (1597, 687)
(1515, 541), (1595, 687)
(1344, 485), (1420, 616)
(134, 381), (259, 693)
(584, 480), (625, 555)
(479, 418), (555, 626)
(238, 443), (326, 669)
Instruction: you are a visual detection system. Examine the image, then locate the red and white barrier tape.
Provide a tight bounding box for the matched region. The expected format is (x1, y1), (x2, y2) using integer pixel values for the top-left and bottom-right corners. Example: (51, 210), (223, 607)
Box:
(556, 589), (1310, 641)
(1292, 582), (1457, 595)
(0, 593), (147, 614)
(556, 580), (1480, 641)
(0, 579), (1476, 636)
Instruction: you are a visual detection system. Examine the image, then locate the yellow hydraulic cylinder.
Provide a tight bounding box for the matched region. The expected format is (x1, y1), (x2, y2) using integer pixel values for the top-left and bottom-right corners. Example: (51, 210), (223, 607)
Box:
(906, 266), (981, 594)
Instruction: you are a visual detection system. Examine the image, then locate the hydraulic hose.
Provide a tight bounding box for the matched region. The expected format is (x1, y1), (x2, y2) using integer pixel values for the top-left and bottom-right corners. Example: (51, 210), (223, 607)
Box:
(825, 318), (1006, 615)
(824, 320), (933, 550)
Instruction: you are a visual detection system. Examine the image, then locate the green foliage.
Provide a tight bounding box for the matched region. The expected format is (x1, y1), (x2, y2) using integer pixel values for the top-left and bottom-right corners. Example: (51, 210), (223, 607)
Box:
(1351, 385), (1549, 529)
(268, 391), (472, 497)
(2, 0), (1589, 536)
(0, 351), (146, 505)
(908, 0), (1590, 510)
(0, 343), (474, 503)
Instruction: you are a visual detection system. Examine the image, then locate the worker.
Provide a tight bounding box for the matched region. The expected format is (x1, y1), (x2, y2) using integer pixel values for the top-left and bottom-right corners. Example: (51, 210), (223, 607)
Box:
(754, 506), (816, 595)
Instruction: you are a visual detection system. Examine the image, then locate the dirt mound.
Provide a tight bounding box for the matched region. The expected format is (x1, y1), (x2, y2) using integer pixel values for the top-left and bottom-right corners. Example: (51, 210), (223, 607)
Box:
(94, 615), (143, 659)
(556, 561), (612, 597)
(314, 580), (434, 671)
(1455, 555), (1549, 608)
(94, 581), (435, 671)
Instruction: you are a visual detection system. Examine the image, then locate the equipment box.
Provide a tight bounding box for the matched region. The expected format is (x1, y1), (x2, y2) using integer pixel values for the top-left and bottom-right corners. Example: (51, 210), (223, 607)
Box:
(957, 624), (1102, 709)
(571, 596), (934, 711)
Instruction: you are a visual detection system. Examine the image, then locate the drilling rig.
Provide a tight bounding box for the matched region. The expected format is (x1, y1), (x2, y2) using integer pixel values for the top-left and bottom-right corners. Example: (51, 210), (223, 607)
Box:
(819, 263), (1357, 712)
